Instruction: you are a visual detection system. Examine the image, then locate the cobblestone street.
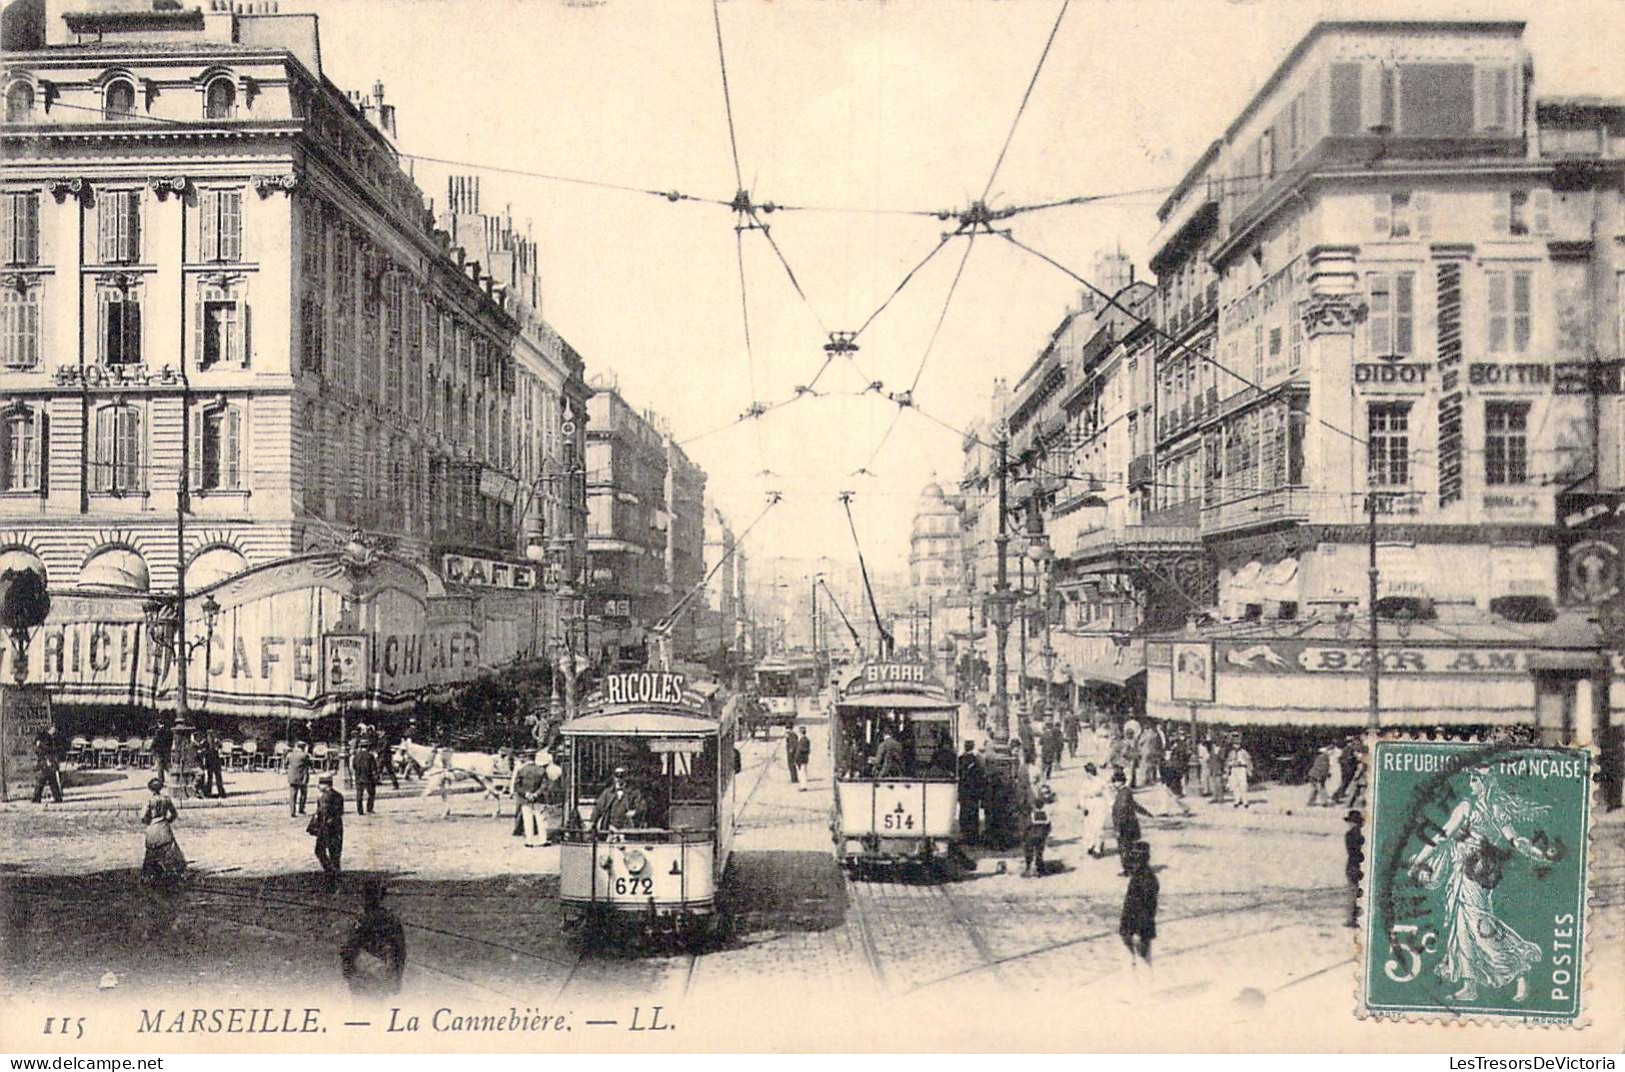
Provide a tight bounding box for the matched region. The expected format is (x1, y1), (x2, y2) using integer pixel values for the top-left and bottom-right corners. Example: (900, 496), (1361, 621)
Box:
(6, 719), (1620, 1049)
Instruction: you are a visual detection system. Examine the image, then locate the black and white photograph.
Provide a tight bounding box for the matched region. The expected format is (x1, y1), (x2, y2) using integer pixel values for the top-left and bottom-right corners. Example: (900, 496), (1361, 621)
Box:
(1, 0), (1623, 1055)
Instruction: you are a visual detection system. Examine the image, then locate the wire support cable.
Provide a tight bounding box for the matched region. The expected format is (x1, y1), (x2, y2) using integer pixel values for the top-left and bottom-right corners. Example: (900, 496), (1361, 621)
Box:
(979, 0), (1070, 203)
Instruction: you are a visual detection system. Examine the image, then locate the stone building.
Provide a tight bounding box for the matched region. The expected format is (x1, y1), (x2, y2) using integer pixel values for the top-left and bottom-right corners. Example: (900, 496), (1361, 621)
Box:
(0, 0), (567, 723)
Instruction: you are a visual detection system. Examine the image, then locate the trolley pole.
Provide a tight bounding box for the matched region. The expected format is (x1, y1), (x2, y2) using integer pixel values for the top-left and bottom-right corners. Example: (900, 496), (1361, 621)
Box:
(992, 436), (1012, 741)
(1367, 492), (1382, 731)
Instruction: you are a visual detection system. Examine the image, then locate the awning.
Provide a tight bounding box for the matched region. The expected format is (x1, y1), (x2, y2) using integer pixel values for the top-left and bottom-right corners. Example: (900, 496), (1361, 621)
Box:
(1076, 662), (1147, 688)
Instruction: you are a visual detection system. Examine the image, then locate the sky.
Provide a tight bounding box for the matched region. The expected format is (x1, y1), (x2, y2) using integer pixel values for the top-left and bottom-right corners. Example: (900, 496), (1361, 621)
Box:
(304, 0), (1625, 572)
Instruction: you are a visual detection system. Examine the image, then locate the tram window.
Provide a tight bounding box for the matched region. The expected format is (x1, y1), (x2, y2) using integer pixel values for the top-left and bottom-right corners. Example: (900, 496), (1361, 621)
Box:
(835, 708), (957, 780)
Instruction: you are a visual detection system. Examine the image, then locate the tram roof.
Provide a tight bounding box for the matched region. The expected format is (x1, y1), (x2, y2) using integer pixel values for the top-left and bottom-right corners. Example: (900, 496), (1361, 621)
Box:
(836, 692), (958, 713)
(562, 708), (732, 737)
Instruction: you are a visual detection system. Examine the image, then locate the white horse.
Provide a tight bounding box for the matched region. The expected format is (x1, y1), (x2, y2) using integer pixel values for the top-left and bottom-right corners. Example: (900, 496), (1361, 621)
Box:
(400, 740), (552, 817)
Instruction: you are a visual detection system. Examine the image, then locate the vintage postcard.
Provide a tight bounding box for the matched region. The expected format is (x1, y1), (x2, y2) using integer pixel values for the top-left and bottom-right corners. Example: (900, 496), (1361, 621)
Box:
(2, 0), (1624, 1055)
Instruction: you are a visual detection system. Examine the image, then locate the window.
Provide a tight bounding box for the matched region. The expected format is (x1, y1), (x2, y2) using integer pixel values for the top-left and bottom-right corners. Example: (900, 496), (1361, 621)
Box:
(300, 292), (324, 374)
(203, 78), (235, 120)
(1361, 63), (1399, 132)
(2, 287), (40, 368)
(97, 190), (141, 264)
(1289, 306), (1303, 371)
(98, 285), (142, 365)
(1367, 272), (1415, 357)
(5, 82), (34, 123)
(103, 79), (136, 120)
(1487, 270), (1533, 353)
(1485, 402), (1529, 486)
(2, 192), (39, 265)
(1389, 193), (1411, 237)
(194, 404), (241, 491)
(195, 285), (243, 368)
(1500, 190), (1550, 237)
(1, 407), (40, 492)
(199, 189), (242, 262)
(1253, 324), (1263, 383)
(302, 403), (321, 488)
(92, 404), (142, 494)
(1368, 403), (1411, 488)
(1475, 67), (1513, 131)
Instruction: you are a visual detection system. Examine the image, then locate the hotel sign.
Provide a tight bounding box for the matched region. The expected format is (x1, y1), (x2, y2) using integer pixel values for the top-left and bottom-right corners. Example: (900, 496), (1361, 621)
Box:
(441, 554), (537, 590)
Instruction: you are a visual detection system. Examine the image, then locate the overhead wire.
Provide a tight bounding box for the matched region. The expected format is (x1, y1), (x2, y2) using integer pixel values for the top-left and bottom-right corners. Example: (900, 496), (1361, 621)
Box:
(979, 0), (1071, 203)
(711, 0), (745, 191)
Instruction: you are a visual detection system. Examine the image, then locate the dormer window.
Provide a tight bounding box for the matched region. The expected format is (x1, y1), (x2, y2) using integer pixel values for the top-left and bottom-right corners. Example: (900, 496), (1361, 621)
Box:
(104, 79), (136, 120)
(5, 82), (34, 123)
(204, 78), (236, 120)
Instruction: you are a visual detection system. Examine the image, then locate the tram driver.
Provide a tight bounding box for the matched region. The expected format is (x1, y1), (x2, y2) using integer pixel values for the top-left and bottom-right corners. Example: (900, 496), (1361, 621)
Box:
(591, 765), (647, 837)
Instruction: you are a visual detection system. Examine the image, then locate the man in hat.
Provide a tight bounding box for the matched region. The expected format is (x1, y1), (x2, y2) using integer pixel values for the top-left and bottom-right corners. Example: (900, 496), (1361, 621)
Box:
(795, 726), (812, 785)
(957, 740), (983, 845)
(31, 723), (64, 804)
(1111, 769), (1154, 876)
(513, 749), (550, 847)
(1227, 734), (1254, 808)
(785, 726), (800, 785)
(286, 739), (311, 817)
(351, 737), (379, 816)
(199, 732), (226, 799)
(341, 881), (406, 997)
(1344, 810), (1365, 928)
(1023, 779), (1055, 877)
(150, 719), (173, 784)
(312, 772), (345, 888)
(591, 766), (645, 833)
(1120, 840), (1158, 975)
(1040, 720), (1063, 781)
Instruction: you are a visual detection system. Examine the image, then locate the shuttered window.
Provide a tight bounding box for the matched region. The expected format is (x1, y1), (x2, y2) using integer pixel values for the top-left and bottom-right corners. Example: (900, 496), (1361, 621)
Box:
(1, 287), (40, 368)
(98, 286), (142, 365)
(1487, 270), (1533, 353)
(193, 404), (242, 491)
(2, 193), (39, 265)
(1475, 67), (1514, 131)
(98, 190), (141, 264)
(195, 284), (246, 367)
(199, 189), (242, 262)
(93, 405), (142, 493)
(1, 407), (40, 492)
(1367, 272), (1415, 358)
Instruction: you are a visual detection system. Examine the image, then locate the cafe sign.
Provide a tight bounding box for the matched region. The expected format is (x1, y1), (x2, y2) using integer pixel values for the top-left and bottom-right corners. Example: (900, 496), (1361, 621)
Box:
(441, 553), (537, 590)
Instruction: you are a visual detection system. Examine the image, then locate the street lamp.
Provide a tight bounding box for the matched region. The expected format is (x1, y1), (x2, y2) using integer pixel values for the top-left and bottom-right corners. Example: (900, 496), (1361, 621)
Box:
(1026, 531), (1055, 718)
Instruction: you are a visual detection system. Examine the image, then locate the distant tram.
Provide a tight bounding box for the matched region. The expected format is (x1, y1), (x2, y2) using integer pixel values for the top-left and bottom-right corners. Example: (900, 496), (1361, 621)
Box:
(830, 661), (962, 877)
(754, 657), (799, 727)
(558, 670), (737, 943)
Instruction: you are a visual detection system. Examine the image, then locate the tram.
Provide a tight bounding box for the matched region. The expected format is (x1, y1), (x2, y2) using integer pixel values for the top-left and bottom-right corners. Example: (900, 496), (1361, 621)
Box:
(753, 657), (799, 727)
(830, 661), (962, 876)
(558, 670), (737, 943)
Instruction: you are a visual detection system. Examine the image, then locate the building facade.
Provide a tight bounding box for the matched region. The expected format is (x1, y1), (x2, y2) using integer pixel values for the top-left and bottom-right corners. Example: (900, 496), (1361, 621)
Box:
(0, 0), (565, 720)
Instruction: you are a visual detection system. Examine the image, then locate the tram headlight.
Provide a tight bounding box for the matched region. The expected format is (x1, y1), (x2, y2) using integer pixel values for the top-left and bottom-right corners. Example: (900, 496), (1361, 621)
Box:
(622, 849), (648, 875)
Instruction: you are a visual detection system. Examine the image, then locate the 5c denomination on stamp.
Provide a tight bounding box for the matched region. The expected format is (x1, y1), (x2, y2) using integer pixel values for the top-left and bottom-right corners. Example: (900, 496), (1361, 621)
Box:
(1361, 739), (1593, 1026)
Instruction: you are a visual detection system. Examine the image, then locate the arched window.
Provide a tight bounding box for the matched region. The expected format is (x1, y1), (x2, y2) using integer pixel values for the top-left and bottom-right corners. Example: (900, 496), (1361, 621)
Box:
(79, 545), (150, 592)
(204, 78), (235, 120)
(5, 82), (34, 123)
(103, 79), (136, 120)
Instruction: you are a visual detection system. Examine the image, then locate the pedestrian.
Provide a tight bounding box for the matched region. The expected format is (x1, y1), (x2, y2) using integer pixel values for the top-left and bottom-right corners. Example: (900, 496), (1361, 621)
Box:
(340, 880), (407, 998)
(1111, 769), (1153, 875)
(1164, 732), (1190, 798)
(1017, 717), (1036, 767)
(139, 777), (187, 884)
(1077, 762), (1110, 858)
(1137, 722), (1163, 788)
(795, 726), (812, 785)
(957, 740), (983, 845)
(1227, 735), (1254, 808)
(1306, 745), (1332, 807)
(1022, 780), (1055, 878)
(1344, 809), (1365, 928)
(1343, 748), (1369, 808)
(311, 772), (345, 888)
(150, 719), (173, 784)
(512, 750), (549, 847)
(1331, 737), (1360, 803)
(1040, 720), (1063, 780)
(1120, 840), (1158, 976)
(200, 732), (226, 799)
(1325, 739), (1345, 802)
(873, 729), (905, 778)
(31, 723), (64, 804)
(352, 741), (379, 815)
(376, 736), (399, 791)
(1204, 734), (1226, 802)
(286, 739), (311, 817)
(785, 726), (800, 784)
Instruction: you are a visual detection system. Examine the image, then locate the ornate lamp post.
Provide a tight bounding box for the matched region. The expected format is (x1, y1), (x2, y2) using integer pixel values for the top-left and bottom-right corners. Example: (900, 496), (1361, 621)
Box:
(143, 591), (220, 798)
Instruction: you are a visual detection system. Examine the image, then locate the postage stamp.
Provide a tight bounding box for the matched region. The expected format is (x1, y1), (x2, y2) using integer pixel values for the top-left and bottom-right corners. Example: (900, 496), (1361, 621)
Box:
(1360, 739), (1593, 1026)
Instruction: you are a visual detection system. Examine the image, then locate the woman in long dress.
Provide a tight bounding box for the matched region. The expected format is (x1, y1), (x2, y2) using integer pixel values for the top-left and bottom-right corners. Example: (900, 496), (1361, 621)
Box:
(1077, 763), (1111, 857)
(1406, 768), (1555, 1002)
(139, 778), (186, 883)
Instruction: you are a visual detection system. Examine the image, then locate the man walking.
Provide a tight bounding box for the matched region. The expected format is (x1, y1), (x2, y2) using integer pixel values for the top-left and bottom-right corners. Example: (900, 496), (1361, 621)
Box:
(785, 727), (800, 784)
(1111, 769), (1153, 876)
(795, 727), (812, 784)
(1120, 841), (1158, 977)
(1017, 717), (1036, 767)
(1062, 710), (1080, 759)
(31, 723), (64, 804)
(352, 741), (378, 816)
(1022, 779), (1054, 878)
(1136, 722), (1162, 789)
(200, 732), (226, 799)
(286, 739), (311, 817)
(1164, 731), (1189, 799)
(513, 750), (549, 847)
(1227, 735), (1254, 808)
(311, 772), (345, 889)
(1040, 720), (1063, 781)
(957, 740), (983, 845)
(1306, 745), (1332, 807)
(150, 719), (173, 785)
(1205, 734), (1227, 802)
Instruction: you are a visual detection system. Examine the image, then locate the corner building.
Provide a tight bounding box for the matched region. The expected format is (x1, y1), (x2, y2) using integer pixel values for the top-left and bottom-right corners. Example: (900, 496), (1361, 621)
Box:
(0, 1), (570, 725)
(1141, 21), (1625, 762)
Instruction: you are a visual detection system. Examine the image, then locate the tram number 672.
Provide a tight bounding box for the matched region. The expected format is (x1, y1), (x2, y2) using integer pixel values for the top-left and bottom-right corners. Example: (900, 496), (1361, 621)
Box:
(882, 812), (916, 831)
(614, 877), (654, 896)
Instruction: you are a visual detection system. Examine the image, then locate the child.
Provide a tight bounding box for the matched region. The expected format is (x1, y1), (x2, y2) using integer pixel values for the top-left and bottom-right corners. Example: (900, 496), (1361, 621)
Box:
(1120, 840), (1158, 975)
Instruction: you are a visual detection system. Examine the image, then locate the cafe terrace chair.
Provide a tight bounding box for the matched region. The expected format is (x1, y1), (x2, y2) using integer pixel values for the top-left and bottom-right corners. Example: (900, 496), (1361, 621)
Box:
(272, 740), (290, 771)
(241, 739), (260, 770)
(218, 739), (239, 770)
(119, 735), (143, 767)
(312, 743), (330, 771)
(94, 737), (119, 769)
(66, 737), (88, 768)
(138, 737), (155, 769)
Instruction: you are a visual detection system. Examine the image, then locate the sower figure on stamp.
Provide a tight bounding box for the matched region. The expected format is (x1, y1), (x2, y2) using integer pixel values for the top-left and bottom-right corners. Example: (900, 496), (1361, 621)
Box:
(311, 772), (345, 889)
(1406, 767), (1560, 1003)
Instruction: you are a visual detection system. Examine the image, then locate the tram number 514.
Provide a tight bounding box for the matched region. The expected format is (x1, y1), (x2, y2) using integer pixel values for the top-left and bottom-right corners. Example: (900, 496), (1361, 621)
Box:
(882, 811), (916, 831)
(614, 877), (654, 896)
(1385, 924), (1439, 983)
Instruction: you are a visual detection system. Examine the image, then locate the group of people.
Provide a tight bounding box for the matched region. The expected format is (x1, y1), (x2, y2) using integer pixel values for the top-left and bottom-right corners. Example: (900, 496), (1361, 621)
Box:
(784, 726), (812, 785)
(1305, 738), (1368, 809)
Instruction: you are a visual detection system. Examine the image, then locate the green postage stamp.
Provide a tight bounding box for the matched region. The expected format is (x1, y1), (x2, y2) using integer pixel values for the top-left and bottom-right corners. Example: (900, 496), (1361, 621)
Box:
(1361, 739), (1593, 1026)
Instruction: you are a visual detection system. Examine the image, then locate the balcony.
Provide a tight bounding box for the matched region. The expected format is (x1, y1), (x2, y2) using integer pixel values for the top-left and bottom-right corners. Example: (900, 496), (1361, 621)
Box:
(1127, 454), (1154, 489)
(1072, 522), (1201, 562)
(1200, 486), (1312, 536)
